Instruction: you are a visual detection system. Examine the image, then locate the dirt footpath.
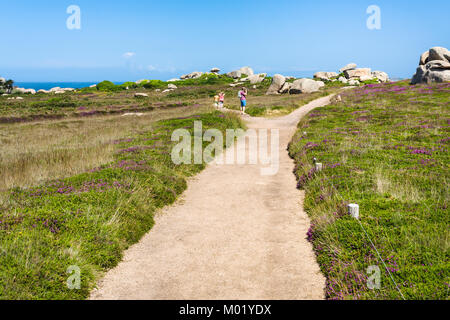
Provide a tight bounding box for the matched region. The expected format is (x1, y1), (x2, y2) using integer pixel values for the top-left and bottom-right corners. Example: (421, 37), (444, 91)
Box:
(90, 95), (335, 300)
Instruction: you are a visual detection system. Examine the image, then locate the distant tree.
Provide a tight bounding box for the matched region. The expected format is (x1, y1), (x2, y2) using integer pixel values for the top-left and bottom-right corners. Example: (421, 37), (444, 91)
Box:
(5, 80), (14, 94)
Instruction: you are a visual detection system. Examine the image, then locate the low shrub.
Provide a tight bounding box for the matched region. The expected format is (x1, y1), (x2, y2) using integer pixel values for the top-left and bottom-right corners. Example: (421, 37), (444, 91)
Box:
(96, 80), (119, 92)
(142, 80), (166, 90)
(289, 81), (450, 300)
(0, 111), (244, 299)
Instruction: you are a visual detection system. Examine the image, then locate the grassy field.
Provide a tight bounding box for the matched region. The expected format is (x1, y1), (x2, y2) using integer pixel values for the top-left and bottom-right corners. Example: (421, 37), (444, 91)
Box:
(2, 74), (447, 300)
(288, 81), (450, 300)
(224, 88), (341, 117)
(0, 104), (214, 191)
(0, 76), (337, 191)
(0, 104), (243, 299)
(0, 75), (342, 122)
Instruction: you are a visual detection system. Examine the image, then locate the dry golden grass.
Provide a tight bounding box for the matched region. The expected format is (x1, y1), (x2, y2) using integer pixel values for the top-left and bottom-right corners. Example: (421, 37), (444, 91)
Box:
(0, 104), (212, 191)
(374, 168), (423, 203)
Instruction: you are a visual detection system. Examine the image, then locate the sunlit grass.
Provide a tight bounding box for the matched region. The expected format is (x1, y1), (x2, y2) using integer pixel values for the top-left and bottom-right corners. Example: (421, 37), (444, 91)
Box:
(289, 80), (450, 300)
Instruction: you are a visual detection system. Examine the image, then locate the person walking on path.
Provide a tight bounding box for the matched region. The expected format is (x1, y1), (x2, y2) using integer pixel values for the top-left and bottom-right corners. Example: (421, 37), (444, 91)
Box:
(218, 92), (225, 108)
(238, 87), (248, 115)
(213, 94), (220, 108)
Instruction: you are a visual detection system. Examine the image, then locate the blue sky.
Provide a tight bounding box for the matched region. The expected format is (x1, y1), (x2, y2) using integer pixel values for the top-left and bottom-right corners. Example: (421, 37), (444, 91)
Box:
(1, 0), (449, 82)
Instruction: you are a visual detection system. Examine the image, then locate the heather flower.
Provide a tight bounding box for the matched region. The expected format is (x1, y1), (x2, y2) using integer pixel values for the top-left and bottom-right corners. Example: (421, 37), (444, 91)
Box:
(327, 163), (342, 169)
(113, 138), (135, 144)
(410, 148), (432, 156)
(309, 113), (326, 118)
(304, 142), (319, 150)
(116, 146), (150, 154)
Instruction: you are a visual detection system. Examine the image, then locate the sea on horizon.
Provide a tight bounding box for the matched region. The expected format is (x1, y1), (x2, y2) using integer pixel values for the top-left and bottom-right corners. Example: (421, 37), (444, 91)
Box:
(15, 74), (407, 92)
(14, 82), (125, 91)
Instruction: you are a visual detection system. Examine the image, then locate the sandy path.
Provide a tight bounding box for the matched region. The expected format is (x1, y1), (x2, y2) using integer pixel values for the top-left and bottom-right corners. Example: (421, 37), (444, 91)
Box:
(90, 94), (335, 300)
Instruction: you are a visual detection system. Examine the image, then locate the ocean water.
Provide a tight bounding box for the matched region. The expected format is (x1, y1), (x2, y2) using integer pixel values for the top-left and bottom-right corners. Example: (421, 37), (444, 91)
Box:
(14, 82), (119, 91)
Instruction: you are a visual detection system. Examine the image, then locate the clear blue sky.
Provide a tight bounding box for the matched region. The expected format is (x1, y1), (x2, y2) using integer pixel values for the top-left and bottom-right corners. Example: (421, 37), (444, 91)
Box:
(1, 0), (449, 82)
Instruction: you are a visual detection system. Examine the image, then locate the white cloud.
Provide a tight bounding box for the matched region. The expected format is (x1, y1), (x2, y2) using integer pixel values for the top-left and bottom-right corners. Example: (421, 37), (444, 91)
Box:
(147, 65), (156, 71)
(123, 52), (136, 59)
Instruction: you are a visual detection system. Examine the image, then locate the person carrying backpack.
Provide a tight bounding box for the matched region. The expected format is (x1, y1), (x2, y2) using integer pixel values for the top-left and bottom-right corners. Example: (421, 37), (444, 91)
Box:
(238, 87), (248, 115)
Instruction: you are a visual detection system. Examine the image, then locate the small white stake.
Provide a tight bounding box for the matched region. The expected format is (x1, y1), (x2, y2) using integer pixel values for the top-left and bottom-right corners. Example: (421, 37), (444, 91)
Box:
(348, 204), (359, 219)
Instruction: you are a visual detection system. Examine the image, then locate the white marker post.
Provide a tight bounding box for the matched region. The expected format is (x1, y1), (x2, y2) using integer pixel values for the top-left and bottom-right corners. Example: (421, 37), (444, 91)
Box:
(348, 203), (359, 220)
(315, 163), (323, 172)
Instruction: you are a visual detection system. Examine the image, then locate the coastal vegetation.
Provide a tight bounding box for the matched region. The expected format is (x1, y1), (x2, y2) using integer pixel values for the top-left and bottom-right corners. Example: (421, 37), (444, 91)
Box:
(289, 81), (450, 299)
(0, 106), (243, 299)
(1, 68), (448, 300)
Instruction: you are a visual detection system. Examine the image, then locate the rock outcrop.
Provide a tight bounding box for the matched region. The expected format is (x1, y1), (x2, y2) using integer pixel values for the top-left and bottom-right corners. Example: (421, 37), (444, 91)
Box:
(266, 74), (286, 95)
(45, 87), (74, 94)
(411, 46), (450, 84)
(339, 63), (357, 73)
(241, 73), (266, 84)
(313, 71), (338, 81)
(338, 76), (348, 84)
(344, 68), (371, 79)
(226, 66), (255, 79)
(314, 63), (389, 84)
(289, 79), (324, 94)
(371, 71), (389, 83)
(266, 75), (324, 95)
(14, 88), (36, 94)
(180, 72), (203, 80)
(279, 82), (292, 94)
(428, 47), (450, 62)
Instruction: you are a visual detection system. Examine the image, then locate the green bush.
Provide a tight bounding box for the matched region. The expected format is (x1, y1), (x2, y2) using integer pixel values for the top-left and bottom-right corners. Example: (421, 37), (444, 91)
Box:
(119, 82), (138, 89)
(96, 81), (119, 92)
(142, 80), (166, 90)
(361, 79), (381, 85)
(172, 74), (234, 87)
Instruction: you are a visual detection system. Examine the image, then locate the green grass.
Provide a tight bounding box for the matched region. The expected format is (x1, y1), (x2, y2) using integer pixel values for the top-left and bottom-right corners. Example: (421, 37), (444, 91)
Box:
(0, 92), (194, 121)
(0, 75), (260, 121)
(170, 73), (235, 87)
(288, 81), (450, 300)
(242, 90), (337, 117)
(0, 111), (243, 299)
